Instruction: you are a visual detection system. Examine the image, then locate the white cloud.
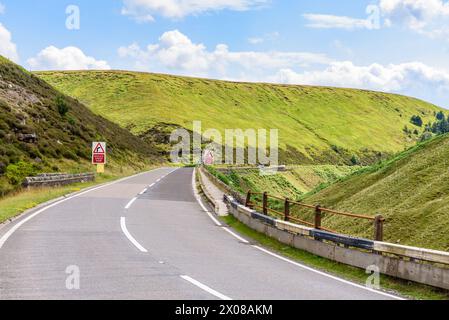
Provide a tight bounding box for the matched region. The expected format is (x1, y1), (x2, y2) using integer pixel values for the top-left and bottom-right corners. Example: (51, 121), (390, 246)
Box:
(380, 0), (449, 38)
(121, 0), (268, 22)
(303, 14), (372, 30)
(0, 23), (19, 63)
(118, 30), (330, 77)
(248, 37), (264, 45)
(271, 61), (449, 105)
(248, 31), (279, 45)
(0, 3), (5, 14)
(27, 46), (110, 70)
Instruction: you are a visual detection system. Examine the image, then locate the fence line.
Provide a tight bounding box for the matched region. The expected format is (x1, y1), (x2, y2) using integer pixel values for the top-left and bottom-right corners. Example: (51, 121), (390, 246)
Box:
(245, 190), (384, 241)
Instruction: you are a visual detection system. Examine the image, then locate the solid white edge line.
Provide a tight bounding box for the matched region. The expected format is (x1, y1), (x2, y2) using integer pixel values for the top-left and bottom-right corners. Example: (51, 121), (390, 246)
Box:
(125, 197), (138, 209)
(252, 245), (405, 300)
(0, 167), (167, 249)
(120, 217), (148, 253)
(222, 227), (249, 244)
(190, 168), (404, 300)
(191, 168), (222, 227)
(181, 275), (232, 300)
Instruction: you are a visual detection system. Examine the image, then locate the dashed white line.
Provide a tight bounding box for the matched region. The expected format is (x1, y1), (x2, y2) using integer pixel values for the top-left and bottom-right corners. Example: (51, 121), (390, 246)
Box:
(149, 183), (155, 188)
(124, 197), (137, 210)
(120, 217), (147, 253)
(190, 168), (403, 300)
(0, 168), (164, 249)
(181, 275), (232, 300)
(139, 188), (148, 195)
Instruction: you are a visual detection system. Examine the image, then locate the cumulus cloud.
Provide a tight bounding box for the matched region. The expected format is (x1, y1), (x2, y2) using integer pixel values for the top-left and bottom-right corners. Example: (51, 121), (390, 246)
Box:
(380, 0), (449, 38)
(271, 61), (449, 106)
(121, 0), (268, 22)
(118, 30), (330, 77)
(0, 23), (19, 62)
(27, 46), (111, 71)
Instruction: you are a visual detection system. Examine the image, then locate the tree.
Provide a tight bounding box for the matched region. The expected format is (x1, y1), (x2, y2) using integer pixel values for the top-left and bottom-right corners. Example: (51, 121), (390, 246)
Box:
(350, 155), (360, 166)
(436, 111), (445, 121)
(410, 115), (423, 127)
(56, 96), (69, 116)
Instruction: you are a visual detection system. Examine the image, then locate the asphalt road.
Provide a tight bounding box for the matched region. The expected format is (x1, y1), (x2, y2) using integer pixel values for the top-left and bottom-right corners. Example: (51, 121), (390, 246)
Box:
(0, 168), (400, 300)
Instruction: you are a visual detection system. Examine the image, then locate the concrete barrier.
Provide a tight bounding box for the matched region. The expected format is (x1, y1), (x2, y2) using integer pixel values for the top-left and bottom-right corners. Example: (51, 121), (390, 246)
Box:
(224, 194), (449, 290)
(23, 173), (95, 188)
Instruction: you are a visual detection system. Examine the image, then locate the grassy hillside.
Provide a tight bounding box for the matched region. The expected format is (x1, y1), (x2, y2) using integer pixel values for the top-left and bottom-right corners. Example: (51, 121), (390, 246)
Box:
(37, 71), (443, 165)
(209, 165), (360, 199)
(0, 57), (163, 196)
(300, 134), (449, 251)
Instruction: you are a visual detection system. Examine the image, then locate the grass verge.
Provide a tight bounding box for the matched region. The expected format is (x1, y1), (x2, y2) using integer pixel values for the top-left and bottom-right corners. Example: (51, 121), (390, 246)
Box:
(220, 214), (449, 300)
(0, 167), (160, 224)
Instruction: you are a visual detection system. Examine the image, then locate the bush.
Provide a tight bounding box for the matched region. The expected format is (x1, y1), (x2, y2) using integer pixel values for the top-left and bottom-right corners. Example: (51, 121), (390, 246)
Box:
(5, 161), (37, 185)
(410, 115), (423, 127)
(56, 96), (69, 116)
(350, 155), (360, 166)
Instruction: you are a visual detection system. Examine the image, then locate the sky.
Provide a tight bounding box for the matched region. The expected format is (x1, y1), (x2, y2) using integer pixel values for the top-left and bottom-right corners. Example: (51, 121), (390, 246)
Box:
(1, 0), (449, 108)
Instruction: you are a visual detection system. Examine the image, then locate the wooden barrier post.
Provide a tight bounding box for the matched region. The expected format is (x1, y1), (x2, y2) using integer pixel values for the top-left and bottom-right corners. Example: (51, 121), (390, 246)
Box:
(245, 191), (252, 207)
(263, 192), (268, 215)
(284, 198), (290, 222)
(314, 204), (322, 230)
(374, 214), (384, 241)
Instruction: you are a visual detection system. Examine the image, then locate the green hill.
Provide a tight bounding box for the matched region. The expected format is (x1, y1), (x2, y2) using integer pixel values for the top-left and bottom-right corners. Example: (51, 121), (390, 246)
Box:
(0, 57), (163, 196)
(36, 70), (443, 165)
(301, 134), (449, 251)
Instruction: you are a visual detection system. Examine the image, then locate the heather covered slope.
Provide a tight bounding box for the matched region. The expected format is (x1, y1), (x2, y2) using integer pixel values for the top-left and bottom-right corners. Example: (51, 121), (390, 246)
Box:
(0, 57), (164, 195)
(37, 70), (443, 164)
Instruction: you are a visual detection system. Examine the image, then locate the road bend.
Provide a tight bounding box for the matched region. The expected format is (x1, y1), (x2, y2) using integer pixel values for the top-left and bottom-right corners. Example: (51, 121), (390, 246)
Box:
(0, 167), (400, 300)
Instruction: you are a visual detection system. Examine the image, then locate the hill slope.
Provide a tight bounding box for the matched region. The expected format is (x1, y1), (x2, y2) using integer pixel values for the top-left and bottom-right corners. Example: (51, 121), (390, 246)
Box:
(37, 70), (443, 165)
(302, 134), (449, 251)
(0, 57), (163, 195)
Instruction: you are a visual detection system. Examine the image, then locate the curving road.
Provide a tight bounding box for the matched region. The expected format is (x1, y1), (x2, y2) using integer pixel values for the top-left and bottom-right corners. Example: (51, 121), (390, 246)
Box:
(0, 168), (400, 300)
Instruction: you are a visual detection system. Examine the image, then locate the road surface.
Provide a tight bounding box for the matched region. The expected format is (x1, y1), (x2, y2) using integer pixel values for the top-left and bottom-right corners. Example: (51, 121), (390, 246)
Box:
(0, 168), (400, 300)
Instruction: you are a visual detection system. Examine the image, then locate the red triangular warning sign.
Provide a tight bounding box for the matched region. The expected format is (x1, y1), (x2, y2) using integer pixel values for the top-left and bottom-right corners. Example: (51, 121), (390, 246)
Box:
(94, 143), (105, 154)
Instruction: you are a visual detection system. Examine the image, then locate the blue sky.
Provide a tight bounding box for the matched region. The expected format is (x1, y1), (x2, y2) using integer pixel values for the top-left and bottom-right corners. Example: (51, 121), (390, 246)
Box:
(0, 0), (449, 108)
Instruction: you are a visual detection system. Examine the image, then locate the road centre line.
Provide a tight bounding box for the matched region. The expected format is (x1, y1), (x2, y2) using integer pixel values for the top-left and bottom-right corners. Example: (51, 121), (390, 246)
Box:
(120, 217), (148, 253)
(180, 275), (232, 300)
(0, 168), (165, 249)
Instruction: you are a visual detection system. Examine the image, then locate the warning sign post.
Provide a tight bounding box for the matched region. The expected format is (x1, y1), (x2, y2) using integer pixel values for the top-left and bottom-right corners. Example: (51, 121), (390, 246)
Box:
(92, 142), (106, 173)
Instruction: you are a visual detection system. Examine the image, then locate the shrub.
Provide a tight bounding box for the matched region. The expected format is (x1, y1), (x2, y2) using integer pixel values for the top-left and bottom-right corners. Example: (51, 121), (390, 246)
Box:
(350, 155), (360, 166)
(5, 161), (37, 185)
(410, 115), (423, 127)
(56, 96), (69, 116)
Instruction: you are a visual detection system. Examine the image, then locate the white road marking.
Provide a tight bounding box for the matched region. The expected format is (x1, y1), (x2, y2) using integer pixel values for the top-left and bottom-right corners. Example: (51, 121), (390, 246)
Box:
(191, 169), (222, 227)
(139, 188), (148, 195)
(222, 227), (249, 244)
(190, 168), (404, 300)
(0, 168), (166, 249)
(120, 217), (148, 253)
(124, 197), (137, 209)
(149, 183), (155, 188)
(252, 245), (404, 300)
(181, 275), (232, 300)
